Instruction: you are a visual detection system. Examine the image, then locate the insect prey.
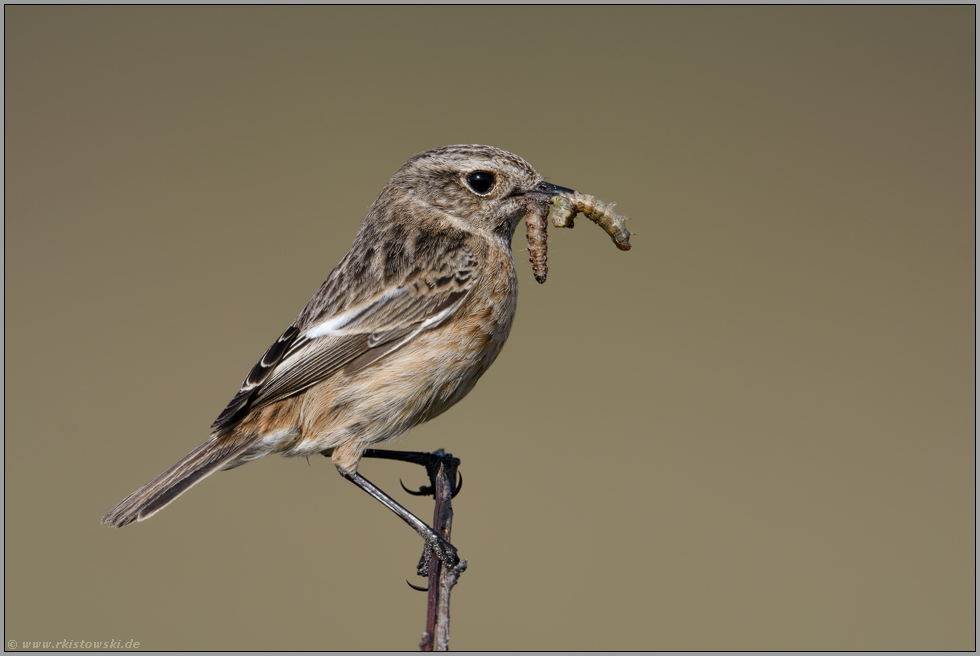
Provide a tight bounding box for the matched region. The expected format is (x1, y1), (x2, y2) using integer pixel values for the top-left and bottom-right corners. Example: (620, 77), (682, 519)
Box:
(525, 189), (632, 284)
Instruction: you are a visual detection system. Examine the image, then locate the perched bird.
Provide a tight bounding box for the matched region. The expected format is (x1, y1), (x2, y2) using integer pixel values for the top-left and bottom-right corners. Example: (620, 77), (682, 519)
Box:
(102, 144), (575, 568)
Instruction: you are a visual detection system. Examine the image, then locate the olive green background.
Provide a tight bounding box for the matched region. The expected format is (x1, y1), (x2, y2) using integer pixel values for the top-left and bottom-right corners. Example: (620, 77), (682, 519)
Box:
(4, 6), (974, 651)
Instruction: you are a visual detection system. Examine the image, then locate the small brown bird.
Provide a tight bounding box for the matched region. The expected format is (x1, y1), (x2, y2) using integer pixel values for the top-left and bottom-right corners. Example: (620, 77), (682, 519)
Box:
(102, 144), (578, 567)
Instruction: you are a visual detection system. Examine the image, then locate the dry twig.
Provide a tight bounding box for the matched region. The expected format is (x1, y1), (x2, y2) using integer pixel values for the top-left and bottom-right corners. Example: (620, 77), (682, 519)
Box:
(418, 452), (466, 651)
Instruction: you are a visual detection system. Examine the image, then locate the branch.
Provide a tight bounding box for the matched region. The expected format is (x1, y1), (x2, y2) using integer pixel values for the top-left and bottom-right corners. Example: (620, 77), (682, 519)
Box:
(419, 451), (467, 651)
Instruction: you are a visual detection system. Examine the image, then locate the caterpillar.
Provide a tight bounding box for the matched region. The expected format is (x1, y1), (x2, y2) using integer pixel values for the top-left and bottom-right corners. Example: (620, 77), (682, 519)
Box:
(525, 196), (551, 284)
(550, 192), (632, 251)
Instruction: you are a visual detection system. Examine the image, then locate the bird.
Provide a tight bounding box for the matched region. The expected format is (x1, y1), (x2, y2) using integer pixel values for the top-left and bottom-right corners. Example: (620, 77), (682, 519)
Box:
(101, 144), (577, 570)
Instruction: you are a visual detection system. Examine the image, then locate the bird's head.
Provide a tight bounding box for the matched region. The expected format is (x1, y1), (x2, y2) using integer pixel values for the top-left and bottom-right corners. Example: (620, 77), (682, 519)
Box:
(381, 144), (570, 239)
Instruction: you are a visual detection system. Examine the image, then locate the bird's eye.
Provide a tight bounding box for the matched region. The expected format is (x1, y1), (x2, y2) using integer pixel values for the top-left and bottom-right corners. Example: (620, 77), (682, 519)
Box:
(466, 171), (496, 195)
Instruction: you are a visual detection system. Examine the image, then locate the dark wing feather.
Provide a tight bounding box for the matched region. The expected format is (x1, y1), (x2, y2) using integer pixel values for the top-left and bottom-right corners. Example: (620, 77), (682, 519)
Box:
(211, 325), (301, 432)
(251, 333), (370, 406)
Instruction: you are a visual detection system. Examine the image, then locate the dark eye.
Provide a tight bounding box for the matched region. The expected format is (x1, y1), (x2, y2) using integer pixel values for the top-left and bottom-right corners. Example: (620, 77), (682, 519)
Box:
(466, 171), (496, 194)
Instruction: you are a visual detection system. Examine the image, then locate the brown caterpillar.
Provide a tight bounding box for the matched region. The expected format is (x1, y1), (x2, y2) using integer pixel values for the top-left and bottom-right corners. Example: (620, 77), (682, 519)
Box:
(525, 196), (550, 284)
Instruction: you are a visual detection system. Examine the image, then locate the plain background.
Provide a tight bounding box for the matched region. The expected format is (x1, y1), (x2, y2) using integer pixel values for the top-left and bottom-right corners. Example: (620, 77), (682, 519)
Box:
(4, 6), (974, 651)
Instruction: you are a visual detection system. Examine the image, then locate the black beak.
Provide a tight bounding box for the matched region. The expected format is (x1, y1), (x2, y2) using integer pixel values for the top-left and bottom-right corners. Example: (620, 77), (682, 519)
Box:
(528, 181), (575, 199)
(513, 180), (576, 201)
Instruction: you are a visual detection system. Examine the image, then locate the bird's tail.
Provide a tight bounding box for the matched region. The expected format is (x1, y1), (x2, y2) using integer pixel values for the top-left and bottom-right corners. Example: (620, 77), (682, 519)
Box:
(101, 433), (261, 528)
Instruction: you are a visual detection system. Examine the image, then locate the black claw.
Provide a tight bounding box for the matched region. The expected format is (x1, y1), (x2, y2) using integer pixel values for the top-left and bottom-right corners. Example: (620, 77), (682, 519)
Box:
(406, 580), (428, 592)
(451, 471), (463, 498)
(400, 478), (434, 497)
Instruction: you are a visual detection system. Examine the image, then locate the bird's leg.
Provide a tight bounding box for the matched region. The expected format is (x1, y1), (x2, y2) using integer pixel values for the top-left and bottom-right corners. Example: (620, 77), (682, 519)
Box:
(339, 468), (459, 577)
(361, 448), (463, 498)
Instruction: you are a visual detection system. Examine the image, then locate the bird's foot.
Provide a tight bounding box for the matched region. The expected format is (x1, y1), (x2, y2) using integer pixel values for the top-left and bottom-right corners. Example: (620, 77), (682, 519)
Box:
(362, 448), (463, 499)
(416, 532), (459, 578)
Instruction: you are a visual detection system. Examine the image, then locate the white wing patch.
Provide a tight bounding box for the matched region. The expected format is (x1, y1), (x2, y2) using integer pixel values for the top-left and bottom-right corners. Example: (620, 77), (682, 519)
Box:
(304, 287), (408, 339)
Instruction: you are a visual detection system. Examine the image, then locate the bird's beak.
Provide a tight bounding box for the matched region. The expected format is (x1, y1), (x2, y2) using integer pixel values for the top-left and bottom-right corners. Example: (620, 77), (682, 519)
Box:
(526, 181), (576, 201)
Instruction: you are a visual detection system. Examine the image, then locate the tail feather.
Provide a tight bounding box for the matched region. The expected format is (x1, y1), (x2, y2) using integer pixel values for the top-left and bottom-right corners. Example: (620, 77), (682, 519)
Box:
(101, 433), (261, 527)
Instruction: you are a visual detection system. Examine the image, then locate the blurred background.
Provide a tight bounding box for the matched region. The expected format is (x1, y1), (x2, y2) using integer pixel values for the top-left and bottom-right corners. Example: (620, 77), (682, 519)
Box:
(4, 6), (974, 651)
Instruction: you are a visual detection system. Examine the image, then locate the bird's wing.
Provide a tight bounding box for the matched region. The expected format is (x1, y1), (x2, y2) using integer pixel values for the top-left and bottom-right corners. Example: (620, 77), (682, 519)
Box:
(210, 246), (477, 434)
